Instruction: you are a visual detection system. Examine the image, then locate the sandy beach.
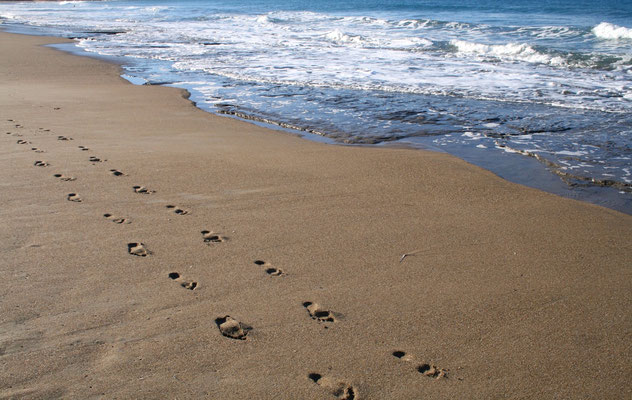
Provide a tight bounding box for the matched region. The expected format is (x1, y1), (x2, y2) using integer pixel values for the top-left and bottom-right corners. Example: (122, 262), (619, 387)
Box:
(1, 31), (631, 399)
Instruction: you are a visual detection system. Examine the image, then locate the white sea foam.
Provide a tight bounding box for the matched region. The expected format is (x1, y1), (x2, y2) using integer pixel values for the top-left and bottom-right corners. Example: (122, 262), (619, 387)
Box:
(396, 19), (432, 29)
(340, 16), (389, 26)
(556, 150), (587, 156)
(256, 14), (271, 24)
(450, 39), (565, 66)
(592, 22), (632, 40)
(462, 132), (483, 140)
(324, 29), (365, 44)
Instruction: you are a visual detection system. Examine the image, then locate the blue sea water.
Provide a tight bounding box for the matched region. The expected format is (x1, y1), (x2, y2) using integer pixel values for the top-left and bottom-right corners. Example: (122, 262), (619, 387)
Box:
(1, 0), (632, 212)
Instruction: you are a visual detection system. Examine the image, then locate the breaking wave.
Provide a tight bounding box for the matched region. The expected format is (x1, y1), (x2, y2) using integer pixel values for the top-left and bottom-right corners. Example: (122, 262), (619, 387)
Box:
(592, 22), (632, 40)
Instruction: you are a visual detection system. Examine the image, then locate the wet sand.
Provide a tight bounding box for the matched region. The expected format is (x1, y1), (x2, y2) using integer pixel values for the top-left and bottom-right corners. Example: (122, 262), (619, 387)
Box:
(1, 31), (631, 399)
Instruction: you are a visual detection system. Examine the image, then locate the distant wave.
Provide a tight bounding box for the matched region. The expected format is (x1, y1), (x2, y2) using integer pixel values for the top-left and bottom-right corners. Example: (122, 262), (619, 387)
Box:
(592, 22), (632, 40)
(450, 40), (564, 66)
(324, 29), (365, 44)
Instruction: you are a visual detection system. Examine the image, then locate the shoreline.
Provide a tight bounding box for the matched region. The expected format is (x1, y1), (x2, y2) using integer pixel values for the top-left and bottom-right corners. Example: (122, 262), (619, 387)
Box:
(1, 30), (631, 399)
(3, 21), (631, 214)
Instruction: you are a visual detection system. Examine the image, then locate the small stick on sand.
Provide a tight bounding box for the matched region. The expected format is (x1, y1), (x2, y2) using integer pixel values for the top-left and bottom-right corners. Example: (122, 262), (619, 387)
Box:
(400, 250), (422, 263)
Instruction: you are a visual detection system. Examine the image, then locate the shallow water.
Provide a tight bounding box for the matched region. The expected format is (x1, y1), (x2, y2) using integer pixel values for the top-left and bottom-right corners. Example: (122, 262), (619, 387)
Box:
(1, 0), (631, 213)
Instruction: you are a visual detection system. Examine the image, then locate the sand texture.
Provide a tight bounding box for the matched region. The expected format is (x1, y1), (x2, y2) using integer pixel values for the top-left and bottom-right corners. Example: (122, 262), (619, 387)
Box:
(1, 32), (631, 399)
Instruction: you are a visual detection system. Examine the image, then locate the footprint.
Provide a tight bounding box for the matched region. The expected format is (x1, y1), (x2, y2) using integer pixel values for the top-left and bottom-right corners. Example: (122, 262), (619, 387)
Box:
(215, 316), (251, 340)
(34, 161), (49, 167)
(103, 213), (130, 224)
(78, 146), (89, 151)
(166, 205), (189, 215)
(391, 351), (414, 362)
(57, 136), (73, 141)
(308, 373), (358, 400)
(303, 302), (336, 322)
(417, 364), (447, 379)
(89, 156), (105, 163)
(16, 139), (30, 144)
(254, 260), (283, 276)
(127, 242), (149, 257)
(67, 193), (82, 202)
(168, 272), (198, 290)
(392, 350), (448, 379)
(110, 169), (126, 176)
(53, 173), (76, 182)
(201, 230), (226, 244)
(133, 185), (155, 194)
(31, 147), (45, 153)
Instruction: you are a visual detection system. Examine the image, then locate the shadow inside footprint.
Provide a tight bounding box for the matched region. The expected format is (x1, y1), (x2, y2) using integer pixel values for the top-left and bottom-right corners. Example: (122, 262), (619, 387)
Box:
(133, 185), (155, 194)
(308, 373), (357, 400)
(78, 146), (89, 151)
(17, 139), (30, 144)
(303, 302), (335, 322)
(166, 205), (189, 215)
(89, 156), (105, 163)
(201, 230), (226, 244)
(57, 136), (73, 141)
(392, 351), (406, 359)
(254, 260), (283, 276)
(34, 161), (49, 167)
(215, 316), (250, 340)
(53, 174), (76, 182)
(127, 242), (149, 257)
(67, 193), (82, 202)
(31, 147), (45, 153)
(110, 169), (125, 176)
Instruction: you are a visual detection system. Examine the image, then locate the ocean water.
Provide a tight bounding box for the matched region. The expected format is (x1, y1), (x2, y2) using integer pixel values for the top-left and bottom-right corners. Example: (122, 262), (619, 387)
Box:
(1, 0), (632, 212)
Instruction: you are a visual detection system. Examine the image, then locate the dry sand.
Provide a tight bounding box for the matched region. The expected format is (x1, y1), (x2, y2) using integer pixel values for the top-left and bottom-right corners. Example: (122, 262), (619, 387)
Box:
(1, 31), (631, 399)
